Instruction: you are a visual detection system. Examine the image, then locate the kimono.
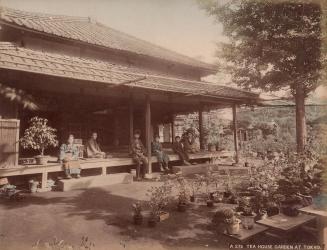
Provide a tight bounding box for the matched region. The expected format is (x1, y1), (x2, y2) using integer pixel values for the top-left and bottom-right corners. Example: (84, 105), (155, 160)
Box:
(130, 139), (148, 178)
(86, 138), (105, 158)
(59, 143), (81, 176)
(173, 141), (190, 162)
(182, 137), (199, 154)
(151, 141), (169, 166)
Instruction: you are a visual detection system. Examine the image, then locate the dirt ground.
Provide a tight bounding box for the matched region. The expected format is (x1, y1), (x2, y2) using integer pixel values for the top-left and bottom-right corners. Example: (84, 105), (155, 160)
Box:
(0, 179), (317, 250)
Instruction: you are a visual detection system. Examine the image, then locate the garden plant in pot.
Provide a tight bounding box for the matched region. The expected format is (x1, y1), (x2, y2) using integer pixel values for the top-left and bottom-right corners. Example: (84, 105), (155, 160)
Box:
(175, 176), (189, 212)
(146, 179), (173, 227)
(216, 208), (241, 235)
(237, 197), (256, 230)
(20, 117), (58, 165)
(205, 171), (214, 207)
(132, 202), (143, 225)
(188, 174), (203, 202)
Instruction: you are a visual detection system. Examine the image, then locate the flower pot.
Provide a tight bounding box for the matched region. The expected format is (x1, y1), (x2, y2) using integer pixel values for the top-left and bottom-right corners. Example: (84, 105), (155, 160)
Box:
(207, 200), (214, 207)
(133, 215), (143, 225)
(226, 220), (240, 235)
(208, 144), (216, 152)
(190, 195), (195, 202)
(148, 219), (157, 227)
(266, 205), (279, 217)
(159, 211), (170, 221)
(178, 203), (187, 212)
(244, 162), (249, 167)
(240, 213), (255, 229)
(281, 204), (301, 217)
(29, 180), (39, 193)
(35, 155), (48, 165)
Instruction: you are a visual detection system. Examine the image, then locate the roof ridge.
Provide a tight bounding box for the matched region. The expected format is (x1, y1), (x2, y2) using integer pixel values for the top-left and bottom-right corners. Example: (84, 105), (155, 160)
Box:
(0, 7), (88, 23)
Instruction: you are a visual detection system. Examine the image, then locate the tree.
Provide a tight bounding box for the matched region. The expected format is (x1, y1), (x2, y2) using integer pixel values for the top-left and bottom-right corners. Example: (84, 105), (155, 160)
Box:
(20, 117), (58, 156)
(199, 0), (325, 153)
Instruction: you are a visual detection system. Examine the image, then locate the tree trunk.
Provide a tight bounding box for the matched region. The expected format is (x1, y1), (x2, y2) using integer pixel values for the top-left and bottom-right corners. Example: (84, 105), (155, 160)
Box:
(295, 83), (307, 153)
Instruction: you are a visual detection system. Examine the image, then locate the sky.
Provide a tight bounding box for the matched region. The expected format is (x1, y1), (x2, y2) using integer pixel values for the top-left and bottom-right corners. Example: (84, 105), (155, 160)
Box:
(1, 0), (222, 63)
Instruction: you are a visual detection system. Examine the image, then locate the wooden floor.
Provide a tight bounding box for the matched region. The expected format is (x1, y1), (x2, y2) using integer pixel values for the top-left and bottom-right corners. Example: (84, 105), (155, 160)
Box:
(0, 151), (234, 189)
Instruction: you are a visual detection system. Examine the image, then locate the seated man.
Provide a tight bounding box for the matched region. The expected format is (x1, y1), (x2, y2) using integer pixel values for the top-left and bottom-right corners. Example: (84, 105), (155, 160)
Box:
(183, 130), (200, 154)
(59, 134), (81, 179)
(86, 132), (106, 158)
(152, 135), (170, 173)
(130, 130), (148, 181)
(173, 136), (191, 166)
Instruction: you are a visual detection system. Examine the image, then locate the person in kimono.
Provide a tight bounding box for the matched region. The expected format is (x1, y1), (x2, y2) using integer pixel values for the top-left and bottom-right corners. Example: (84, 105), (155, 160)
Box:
(152, 135), (170, 173)
(59, 134), (81, 179)
(183, 130), (200, 154)
(173, 136), (191, 165)
(86, 132), (106, 158)
(130, 130), (148, 181)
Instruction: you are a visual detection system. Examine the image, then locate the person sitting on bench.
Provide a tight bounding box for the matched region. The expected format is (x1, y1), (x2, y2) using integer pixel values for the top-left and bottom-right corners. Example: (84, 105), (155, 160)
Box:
(173, 136), (191, 166)
(152, 135), (170, 173)
(183, 130), (200, 154)
(59, 134), (81, 179)
(130, 130), (148, 181)
(86, 132), (106, 158)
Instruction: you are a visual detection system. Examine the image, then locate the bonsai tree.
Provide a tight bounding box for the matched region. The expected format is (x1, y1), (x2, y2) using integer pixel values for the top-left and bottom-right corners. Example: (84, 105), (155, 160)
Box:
(20, 117), (58, 156)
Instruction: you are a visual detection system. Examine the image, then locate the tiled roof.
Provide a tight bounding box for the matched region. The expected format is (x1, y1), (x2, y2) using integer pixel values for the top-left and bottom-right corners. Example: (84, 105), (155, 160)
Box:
(0, 42), (259, 101)
(0, 8), (216, 71)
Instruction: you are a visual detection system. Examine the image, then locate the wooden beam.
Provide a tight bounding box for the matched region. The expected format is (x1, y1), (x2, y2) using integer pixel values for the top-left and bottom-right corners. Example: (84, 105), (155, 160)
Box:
(199, 105), (204, 150)
(145, 94), (152, 174)
(232, 104), (239, 163)
(106, 76), (147, 89)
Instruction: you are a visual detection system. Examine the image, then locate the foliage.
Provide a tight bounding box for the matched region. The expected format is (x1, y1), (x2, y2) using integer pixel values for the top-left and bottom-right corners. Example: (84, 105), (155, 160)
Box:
(213, 208), (238, 225)
(188, 174), (204, 197)
(237, 196), (254, 216)
(0, 83), (39, 110)
(32, 236), (95, 250)
(174, 176), (190, 204)
(20, 117), (58, 155)
(199, 0), (322, 96)
(145, 180), (173, 218)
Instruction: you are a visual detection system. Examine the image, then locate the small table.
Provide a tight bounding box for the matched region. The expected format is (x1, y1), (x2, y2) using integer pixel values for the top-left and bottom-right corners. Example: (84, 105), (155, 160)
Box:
(221, 224), (268, 243)
(257, 213), (315, 232)
(299, 205), (327, 246)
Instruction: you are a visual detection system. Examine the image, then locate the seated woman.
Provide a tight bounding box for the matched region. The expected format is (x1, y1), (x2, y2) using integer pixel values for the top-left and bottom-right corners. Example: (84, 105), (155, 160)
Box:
(151, 135), (170, 173)
(182, 130), (200, 154)
(86, 132), (106, 158)
(130, 130), (148, 181)
(59, 134), (81, 179)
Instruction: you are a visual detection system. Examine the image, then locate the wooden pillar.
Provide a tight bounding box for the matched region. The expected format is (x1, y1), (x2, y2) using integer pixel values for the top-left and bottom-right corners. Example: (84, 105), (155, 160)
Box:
(199, 106), (204, 150)
(232, 104), (239, 163)
(171, 114), (175, 143)
(129, 95), (134, 144)
(145, 95), (152, 174)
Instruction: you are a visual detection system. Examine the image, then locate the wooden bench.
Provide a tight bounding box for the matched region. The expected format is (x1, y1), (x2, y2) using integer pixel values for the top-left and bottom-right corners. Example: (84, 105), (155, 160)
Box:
(0, 151), (232, 190)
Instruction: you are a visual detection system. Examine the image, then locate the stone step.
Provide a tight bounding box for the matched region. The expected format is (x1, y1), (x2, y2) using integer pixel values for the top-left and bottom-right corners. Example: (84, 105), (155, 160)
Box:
(57, 173), (133, 191)
(172, 164), (220, 175)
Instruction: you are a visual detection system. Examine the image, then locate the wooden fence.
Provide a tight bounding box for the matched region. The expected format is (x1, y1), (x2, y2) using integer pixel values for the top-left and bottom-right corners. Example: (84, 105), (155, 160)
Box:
(0, 119), (20, 168)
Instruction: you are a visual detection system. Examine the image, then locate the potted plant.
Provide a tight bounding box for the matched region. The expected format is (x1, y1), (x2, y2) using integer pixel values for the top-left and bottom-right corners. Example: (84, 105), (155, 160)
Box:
(223, 209), (241, 235)
(175, 177), (189, 212)
(205, 171), (214, 207)
(132, 202), (143, 225)
(146, 180), (173, 226)
(20, 117), (58, 165)
(237, 197), (256, 229)
(188, 174), (203, 202)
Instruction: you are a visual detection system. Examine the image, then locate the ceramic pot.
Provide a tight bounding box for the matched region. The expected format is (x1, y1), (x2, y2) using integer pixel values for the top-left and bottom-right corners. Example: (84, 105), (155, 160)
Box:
(240, 213), (255, 229)
(178, 203), (187, 212)
(35, 155), (48, 165)
(207, 200), (214, 207)
(190, 195), (195, 202)
(148, 219), (157, 227)
(226, 219), (240, 235)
